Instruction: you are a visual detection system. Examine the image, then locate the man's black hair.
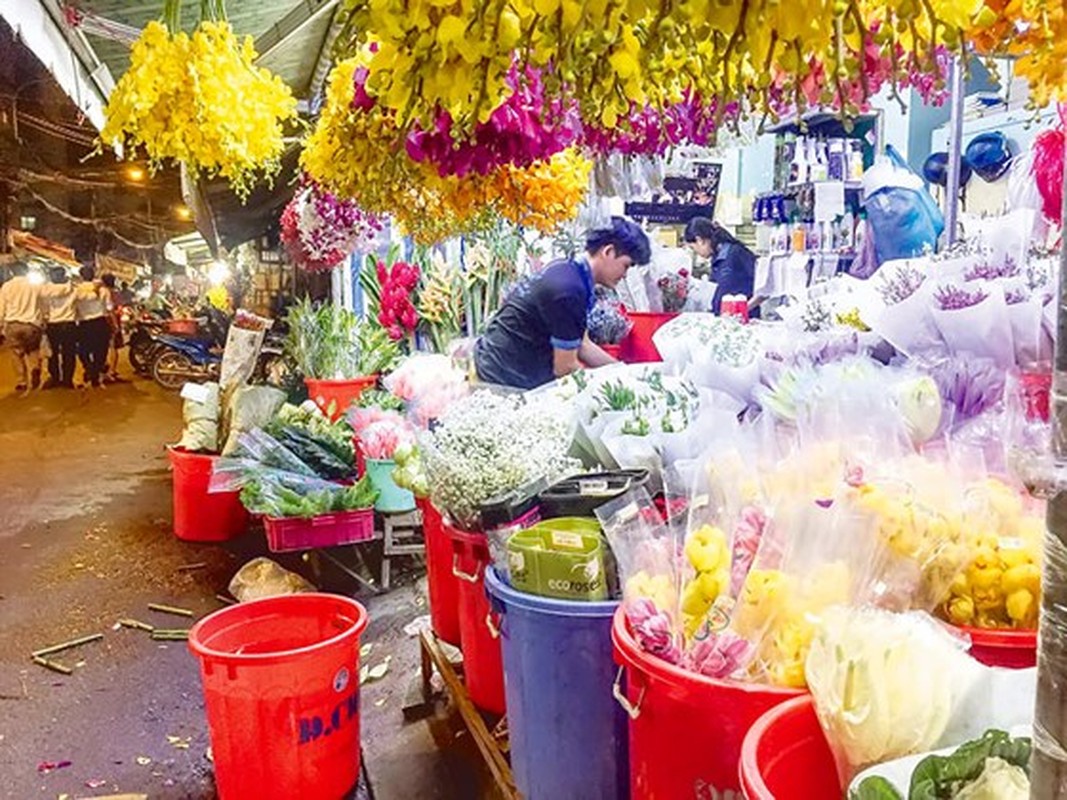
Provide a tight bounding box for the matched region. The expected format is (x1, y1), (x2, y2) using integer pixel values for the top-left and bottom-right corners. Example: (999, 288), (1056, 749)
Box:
(585, 217), (652, 266)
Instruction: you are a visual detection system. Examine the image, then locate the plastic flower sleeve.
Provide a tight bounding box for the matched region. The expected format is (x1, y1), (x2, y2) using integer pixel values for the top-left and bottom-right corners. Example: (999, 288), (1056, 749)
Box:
(598, 488), (682, 666)
(805, 607), (985, 785)
(869, 268), (944, 358)
(931, 281), (1015, 369)
(733, 491), (892, 688)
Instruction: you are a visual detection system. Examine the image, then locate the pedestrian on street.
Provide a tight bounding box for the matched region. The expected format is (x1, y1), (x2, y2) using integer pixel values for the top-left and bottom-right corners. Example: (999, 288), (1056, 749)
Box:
(0, 262), (74, 392)
(43, 266), (78, 389)
(99, 273), (125, 383)
(74, 265), (112, 389)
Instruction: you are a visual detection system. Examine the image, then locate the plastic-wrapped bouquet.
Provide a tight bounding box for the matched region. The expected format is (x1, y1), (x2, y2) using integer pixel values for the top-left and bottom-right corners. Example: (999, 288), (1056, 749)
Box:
(359, 413), (416, 460)
(657, 269), (690, 313)
(421, 390), (578, 529)
(587, 286), (632, 346)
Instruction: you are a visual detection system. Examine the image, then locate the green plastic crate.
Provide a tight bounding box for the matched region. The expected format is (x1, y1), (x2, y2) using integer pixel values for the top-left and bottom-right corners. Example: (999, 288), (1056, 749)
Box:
(506, 518), (608, 601)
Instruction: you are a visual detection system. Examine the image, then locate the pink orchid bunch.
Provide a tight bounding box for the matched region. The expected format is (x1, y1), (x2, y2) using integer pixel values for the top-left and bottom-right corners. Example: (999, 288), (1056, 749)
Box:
(627, 597), (682, 665)
(280, 182), (383, 272)
(682, 630), (754, 678)
(377, 260), (421, 341)
(581, 94), (737, 157)
(405, 63), (582, 177)
(360, 415), (417, 460)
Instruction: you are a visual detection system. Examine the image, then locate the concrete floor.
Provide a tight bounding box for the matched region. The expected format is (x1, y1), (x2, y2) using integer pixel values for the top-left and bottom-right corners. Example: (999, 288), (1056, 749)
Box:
(0, 350), (498, 799)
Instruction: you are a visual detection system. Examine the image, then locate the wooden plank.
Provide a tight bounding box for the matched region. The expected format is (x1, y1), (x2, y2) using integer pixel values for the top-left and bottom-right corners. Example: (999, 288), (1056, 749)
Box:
(418, 630), (519, 800)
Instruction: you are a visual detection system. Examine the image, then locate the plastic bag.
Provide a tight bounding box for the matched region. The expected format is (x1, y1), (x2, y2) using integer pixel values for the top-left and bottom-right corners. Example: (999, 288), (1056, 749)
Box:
(805, 607), (985, 784)
(930, 281), (1014, 369)
(177, 382), (220, 453)
(228, 557), (316, 602)
(220, 386), (288, 456)
(864, 146), (945, 264)
(598, 488), (683, 665)
(220, 325), (266, 389)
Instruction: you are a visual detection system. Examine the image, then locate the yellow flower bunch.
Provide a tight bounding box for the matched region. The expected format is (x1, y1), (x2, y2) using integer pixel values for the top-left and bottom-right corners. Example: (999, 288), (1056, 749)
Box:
(681, 524), (731, 638)
(968, 0), (1067, 105)
(734, 562), (852, 688)
(336, 0), (966, 138)
(101, 21), (296, 197)
(940, 480), (1044, 630)
(487, 149), (592, 234)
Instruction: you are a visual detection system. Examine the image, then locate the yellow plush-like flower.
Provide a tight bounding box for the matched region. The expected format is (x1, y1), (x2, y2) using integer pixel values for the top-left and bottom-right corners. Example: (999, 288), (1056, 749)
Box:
(101, 20), (296, 198)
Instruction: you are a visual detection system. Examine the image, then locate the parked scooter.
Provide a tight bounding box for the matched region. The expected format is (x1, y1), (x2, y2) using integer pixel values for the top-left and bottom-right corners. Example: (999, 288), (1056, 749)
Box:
(150, 333), (222, 390)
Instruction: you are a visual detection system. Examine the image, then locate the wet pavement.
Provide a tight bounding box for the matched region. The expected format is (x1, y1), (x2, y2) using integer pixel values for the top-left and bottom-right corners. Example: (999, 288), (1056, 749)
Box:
(0, 354), (497, 799)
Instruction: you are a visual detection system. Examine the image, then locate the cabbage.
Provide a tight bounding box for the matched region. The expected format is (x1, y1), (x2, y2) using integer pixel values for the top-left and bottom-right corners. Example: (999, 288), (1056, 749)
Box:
(953, 757), (1029, 800)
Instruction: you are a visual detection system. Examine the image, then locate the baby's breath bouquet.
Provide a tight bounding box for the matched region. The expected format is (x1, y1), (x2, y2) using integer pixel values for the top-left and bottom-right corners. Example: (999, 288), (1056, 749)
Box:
(421, 391), (579, 529)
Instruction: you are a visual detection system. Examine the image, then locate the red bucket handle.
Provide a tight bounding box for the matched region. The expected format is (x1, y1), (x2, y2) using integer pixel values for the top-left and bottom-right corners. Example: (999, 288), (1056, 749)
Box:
(452, 553), (484, 583)
(613, 664), (646, 720)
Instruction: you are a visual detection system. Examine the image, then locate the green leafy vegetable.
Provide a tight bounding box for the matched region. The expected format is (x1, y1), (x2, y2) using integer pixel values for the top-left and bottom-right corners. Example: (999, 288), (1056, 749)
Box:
(284, 298), (401, 380)
(240, 474), (379, 518)
(909, 731), (1031, 800)
(852, 776), (904, 800)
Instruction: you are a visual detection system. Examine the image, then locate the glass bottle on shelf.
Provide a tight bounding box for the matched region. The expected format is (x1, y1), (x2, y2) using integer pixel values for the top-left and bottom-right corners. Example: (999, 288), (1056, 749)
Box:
(790, 135), (808, 185)
(827, 139), (846, 181)
(848, 141), (865, 180)
(810, 138), (829, 182)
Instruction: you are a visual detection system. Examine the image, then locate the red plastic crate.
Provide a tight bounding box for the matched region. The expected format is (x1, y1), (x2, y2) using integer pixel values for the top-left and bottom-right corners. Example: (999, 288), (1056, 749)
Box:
(264, 508), (375, 552)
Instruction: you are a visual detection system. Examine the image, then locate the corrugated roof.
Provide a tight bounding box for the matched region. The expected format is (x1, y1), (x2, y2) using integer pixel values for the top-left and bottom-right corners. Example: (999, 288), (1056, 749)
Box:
(78, 0), (338, 98)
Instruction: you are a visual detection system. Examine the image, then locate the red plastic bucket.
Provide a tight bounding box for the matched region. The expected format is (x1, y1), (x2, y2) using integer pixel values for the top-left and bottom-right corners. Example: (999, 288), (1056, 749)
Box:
(739, 695), (840, 799)
(305, 376), (378, 421)
(618, 311), (678, 363)
(445, 520), (506, 715)
(188, 593), (369, 800)
(168, 447), (249, 542)
(418, 498), (461, 646)
(958, 625), (1037, 668)
(612, 607), (803, 798)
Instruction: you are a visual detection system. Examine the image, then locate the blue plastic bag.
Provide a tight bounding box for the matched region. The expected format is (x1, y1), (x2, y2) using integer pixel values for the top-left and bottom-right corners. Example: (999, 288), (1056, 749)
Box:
(864, 145), (945, 264)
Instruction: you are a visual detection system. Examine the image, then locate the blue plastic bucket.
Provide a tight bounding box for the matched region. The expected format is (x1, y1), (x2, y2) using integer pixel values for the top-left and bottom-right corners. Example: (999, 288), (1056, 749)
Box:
(365, 458), (415, 513)
(485, 567), (627, 800)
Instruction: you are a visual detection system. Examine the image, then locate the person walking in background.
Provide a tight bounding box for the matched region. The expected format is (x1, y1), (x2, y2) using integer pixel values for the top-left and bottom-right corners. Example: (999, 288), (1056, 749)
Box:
(43, 266), (78, 389)
(99, 274), (125, 383)
(0, 262), (76, 393)
(75, 265), (112, 389)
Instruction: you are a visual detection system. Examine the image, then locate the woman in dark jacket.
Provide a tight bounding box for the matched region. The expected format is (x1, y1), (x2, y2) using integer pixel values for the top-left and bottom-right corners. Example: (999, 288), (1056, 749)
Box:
(683, 217), (761, 317)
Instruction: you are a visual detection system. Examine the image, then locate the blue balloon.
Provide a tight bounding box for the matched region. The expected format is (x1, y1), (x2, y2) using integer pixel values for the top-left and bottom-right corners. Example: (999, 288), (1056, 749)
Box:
(922, 151), (973, 188)
(965, 132), (1014, 182)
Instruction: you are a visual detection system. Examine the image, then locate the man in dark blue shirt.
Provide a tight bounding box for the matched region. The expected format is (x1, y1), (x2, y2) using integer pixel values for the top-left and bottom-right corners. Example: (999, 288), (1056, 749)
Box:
(475, 217), (651, 389)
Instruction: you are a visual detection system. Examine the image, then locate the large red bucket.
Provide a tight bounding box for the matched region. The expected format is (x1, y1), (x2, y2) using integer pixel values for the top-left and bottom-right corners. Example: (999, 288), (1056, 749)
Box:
(305, 376), (378, 421)
(188, 594), (369, 800)
(618, 311), (677, 363)
(168, 447), (248, 542)
(959, 625), (1037, 668)
(418, 498), (461, 646)
(612, 608), (803, 798)
(445, 520), (506, 715)
(739, 696), (840, 799)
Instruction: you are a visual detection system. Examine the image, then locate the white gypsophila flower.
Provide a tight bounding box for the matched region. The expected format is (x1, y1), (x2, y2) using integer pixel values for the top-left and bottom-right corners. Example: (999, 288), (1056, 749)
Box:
(422, 391), (579, 528)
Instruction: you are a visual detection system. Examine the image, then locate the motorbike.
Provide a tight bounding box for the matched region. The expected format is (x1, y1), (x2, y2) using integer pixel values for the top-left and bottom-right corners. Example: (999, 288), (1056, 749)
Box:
(150, 333), (222, 390)
(150, 313), (289, 391)
(127, 313), (170, 376)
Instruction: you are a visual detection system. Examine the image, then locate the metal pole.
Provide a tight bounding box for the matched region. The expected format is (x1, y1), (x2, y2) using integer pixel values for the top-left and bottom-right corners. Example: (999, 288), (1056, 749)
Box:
(943, 55), (966, 246)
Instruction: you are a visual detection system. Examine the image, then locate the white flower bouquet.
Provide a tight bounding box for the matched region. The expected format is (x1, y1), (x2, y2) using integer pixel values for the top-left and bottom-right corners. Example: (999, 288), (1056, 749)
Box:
(421, 390), (579, 530)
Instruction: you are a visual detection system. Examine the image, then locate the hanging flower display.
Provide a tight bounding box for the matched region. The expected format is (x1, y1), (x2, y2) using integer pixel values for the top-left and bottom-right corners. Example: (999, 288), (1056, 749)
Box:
(581, 95), (735, 158)
(376, 259), (422, 341)
(334, 0), (963, 145)
(100, 8), (297, 198)
(279, 184), (384, 272)
(405, 63), (581, 177)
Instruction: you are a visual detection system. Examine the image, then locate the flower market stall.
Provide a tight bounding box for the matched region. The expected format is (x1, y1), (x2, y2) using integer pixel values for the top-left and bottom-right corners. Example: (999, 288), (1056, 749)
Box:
(79, 0), (1067, 794)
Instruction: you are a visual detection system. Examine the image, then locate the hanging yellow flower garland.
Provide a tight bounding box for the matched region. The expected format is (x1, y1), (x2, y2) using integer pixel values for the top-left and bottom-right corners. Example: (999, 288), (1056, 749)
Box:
(100, 17), (297, 198)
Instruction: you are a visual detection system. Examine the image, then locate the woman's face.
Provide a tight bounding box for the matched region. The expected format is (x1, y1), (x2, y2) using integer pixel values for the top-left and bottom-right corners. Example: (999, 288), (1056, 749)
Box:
(688, 237), (715, 260)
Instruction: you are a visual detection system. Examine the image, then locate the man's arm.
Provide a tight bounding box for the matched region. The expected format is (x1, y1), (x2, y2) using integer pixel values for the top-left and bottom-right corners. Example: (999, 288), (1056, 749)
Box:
(579, 334), (617, 367)
(552, 345), (582, 378)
